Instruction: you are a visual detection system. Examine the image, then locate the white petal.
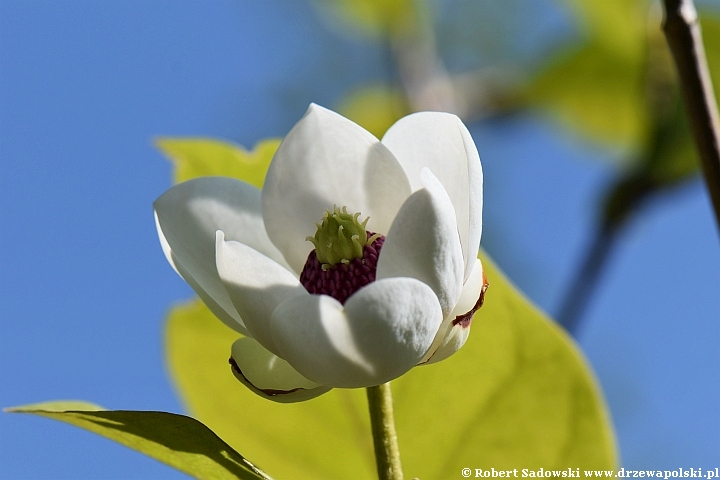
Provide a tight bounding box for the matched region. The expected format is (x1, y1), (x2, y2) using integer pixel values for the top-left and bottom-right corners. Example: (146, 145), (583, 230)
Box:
(382, 112), (483, 281)
(270, 278), (442, 388)
(230, 337), (331, 403)
(166, 246), (249, 336)
(376, 169), (464, 318)
(154, 178), (294, 333)
(154, 210), (180, 276)
(422, 259), (488, 364)
(216, 231), (307, 356)
(262, 104), (412, 273)
(155, 177), (292, 270)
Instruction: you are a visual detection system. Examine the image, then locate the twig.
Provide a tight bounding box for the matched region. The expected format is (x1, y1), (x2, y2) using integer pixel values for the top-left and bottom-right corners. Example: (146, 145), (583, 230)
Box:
(662, 0), (720, 233)
(389, 4), (459, 115)
(557, 225), (620, 334)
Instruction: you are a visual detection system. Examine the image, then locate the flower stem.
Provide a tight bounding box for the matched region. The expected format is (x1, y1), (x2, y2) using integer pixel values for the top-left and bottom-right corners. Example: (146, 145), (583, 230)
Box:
(366, 382), (403, 480)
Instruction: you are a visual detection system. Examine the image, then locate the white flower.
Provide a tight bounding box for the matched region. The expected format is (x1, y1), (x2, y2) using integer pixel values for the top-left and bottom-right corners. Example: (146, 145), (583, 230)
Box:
(154, 104), (487, 402)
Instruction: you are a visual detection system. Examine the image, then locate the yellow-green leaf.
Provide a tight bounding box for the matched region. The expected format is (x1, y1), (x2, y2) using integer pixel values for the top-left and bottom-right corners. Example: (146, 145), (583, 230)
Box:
(396, 254), (617, 475)
(165, 253), (617, 479)
(562, 0), (647, 62)
(520, 4), (720, 156)
(336, 85), (410, 139)
(165, 300), (376, 479)
(522, 41), (649, 149)
(6, 401), (272, 480)
(520, 0), (650, 149)
(311, 0), (420, 39)
(155, 138), (281, 188)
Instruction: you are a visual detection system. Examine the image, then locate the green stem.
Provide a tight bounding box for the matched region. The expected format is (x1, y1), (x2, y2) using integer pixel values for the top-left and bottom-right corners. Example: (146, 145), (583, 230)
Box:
(366, 382), (404, 480)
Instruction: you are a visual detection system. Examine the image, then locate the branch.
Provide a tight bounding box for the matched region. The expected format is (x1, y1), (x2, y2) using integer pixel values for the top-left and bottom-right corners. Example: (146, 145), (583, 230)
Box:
(662, 0), (720, 233)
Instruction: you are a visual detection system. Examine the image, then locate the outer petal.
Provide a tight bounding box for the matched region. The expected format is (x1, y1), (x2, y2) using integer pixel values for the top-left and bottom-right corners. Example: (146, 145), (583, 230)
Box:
(376, 168), (463, 319)
(270, 278), (443, 388)
(422, 258), (488, 364)
(262, 104), (412, 273)
(154, 178), (293, 334)
(382, 111), (483, 281)
(215, 231), (307, 356)
(155, 229), (248, 336)
(230, 337), (331, 403)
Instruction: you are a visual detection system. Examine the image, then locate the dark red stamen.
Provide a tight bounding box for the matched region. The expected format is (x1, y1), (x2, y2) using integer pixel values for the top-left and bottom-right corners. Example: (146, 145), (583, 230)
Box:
(299, 232), (385, 304)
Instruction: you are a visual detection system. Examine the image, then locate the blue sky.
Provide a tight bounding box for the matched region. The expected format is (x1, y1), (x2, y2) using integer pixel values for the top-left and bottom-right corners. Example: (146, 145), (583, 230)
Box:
(1, 1), (718, 478)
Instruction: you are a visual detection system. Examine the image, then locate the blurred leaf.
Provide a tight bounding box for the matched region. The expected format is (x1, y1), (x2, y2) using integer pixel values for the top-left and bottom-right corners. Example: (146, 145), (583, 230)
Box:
(703, 16), (720, 87)
(155, 138), (281, 188)
(564, 0), (647, 61)
(6, 401), (272, 480)
(523, 42), (649, 148)
(520, 0), (650, 149)
(647, 107), (696, 184)
(337, 85), (410, 138)
(311, 0), (421, 39)
(166, 253), (616, 479)
(599, 14), (720, 225)
(520, 1), (720, 154)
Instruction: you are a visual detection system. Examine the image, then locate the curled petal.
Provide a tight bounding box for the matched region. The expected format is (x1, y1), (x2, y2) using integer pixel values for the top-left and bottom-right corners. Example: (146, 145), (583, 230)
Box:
(421, 324), (471, 365)
(155, 177), (290, 333)
(230, 337), (331, 403)
(382, 112), (483, 281)
(377, 168), (463, 318)
(215, 231), (307, 356)
(262, 104), (412, 273)
(270, 278), (443, 388)
(422, 259), (488, 364)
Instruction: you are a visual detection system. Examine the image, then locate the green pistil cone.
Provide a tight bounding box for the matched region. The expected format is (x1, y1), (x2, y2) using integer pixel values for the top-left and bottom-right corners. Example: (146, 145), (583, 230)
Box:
(307, 206), (379, 269)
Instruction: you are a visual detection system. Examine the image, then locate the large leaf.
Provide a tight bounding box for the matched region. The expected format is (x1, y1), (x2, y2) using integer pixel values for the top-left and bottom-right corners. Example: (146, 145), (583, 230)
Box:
(165, 253), (617, 479)
(396, 254), (616, 474)
(6, 401), (272, 480)
(155, 138), (281, 188)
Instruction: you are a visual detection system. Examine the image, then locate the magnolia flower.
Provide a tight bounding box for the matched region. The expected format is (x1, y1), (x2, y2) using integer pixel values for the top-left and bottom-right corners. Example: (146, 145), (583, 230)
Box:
(154, 104), (487, 402)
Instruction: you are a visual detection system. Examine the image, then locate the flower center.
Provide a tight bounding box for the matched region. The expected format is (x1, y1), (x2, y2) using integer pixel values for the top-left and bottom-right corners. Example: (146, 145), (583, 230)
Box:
(305, 205), (381, 269)
(300, 206), (384, 304)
